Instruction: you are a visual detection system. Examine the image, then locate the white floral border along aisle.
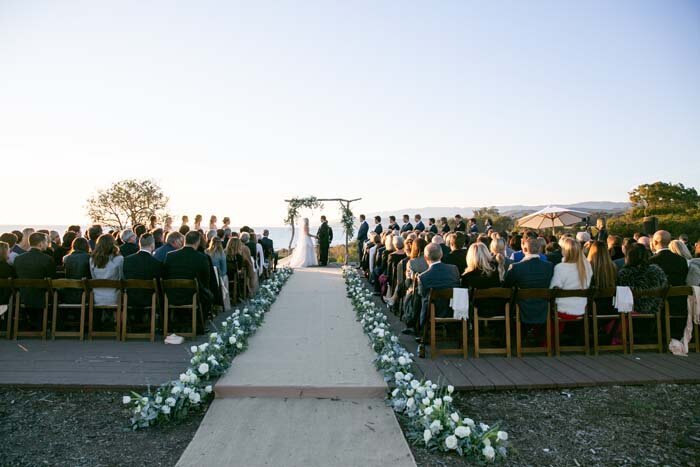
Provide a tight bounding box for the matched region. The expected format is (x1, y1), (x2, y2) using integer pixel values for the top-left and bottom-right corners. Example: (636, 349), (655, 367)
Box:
(343, 266), (509, 463)
(122, 267), (294, 430)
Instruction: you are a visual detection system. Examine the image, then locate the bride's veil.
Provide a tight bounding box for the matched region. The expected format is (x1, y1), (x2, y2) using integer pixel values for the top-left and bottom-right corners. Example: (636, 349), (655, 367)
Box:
(297, 218), (309, 240)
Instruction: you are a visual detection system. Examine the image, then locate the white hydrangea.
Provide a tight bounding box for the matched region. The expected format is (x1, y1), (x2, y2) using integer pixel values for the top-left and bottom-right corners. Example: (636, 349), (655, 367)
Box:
(198, 363), (209, 375)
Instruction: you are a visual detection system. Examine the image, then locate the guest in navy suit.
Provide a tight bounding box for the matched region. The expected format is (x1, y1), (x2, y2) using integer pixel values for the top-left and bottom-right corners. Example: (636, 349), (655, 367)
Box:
(650, 230), (689, 315)
(454, 215), (467, 233)
(373, 216), (383, 235)
(387, 216), (399, 231)
(504, 238), (554, 325)
(400, 215), (413, 233)
(123, 233), (162, 308)
(414, 214), (425, 232)
(417, 243), (460, 357)
(356, 214), (369, 263)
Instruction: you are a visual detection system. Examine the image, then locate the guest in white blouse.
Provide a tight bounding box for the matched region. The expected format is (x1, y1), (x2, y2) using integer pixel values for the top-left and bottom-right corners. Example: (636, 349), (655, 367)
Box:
(89, 234), (124, 306)
(255, 234), (265, 276)
(550, 237), (592, 318)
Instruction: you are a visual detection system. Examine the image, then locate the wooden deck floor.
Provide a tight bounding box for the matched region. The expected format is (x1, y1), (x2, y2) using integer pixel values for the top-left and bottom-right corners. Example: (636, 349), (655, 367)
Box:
(374, 278), (700, 390)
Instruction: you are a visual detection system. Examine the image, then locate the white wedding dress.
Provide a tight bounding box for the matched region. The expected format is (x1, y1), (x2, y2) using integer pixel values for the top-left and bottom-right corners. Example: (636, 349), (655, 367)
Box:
(288, 222), (318, 268)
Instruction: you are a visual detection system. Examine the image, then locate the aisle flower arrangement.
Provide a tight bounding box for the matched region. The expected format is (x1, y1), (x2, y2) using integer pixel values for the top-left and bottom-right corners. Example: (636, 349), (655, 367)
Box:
(123, 267), (293, 430)
(343, 267), (509, 462)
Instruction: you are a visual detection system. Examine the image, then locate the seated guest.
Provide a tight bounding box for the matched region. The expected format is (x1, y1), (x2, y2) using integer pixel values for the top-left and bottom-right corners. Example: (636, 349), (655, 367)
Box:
(400, 214), (412, 233)
(637, 235), (651, 250)
(414, 214), (425, 232)
(163, 231), (212, 315)
(119, 230), (139, 257)
(18, 228), (35, 253)
(595, 218), (608, 242)
(428, 218), (438, 234)
(587, 241), (620, 341)
(239, 234), (258, 295)
(254, 234), (265, 275)
(206, 236), (227, 282)
(0, 241), (16, 313)
(650, 230), (689, 315)
(508, 234), (522, 259)
(575, 231), (591, 245)
(387, 236), (407, 295)
(14, 232), (57, 311)
(63, 237), (91, 281)
(179, 224), (190, 235)
(468, 218), (478, 234)
(11, 230), (24, 255)
(49, 231), (66, 265)
(432, 235), (451, 259)
(417, 243), (460, 356)
(490, 237), (512, 281)
(669, 239), (700, 286)
(504, 237), (554, 326)
(440, 217), (450, 234)
(545, 241), (562, 265)
(550, 238), (592, 325)
(461, 242), (503, 317)
(133, 224), (147, 238)
(444, 231), (468, 275)
(614, 238), (635, 270)
(89, 234), (124, 306)
(0, 233), (19, 265)
(123, 233), (161, 307)
(367, 233), (381, 277)
(154, 231), (184, 262)
(617, 243), (668, 313)
(607, 235), (624, 261)
(151, 228), (164, 249)
(87, 225), (103, 251)
(511, 232), (547, 262)
(58, 231), (77, 266)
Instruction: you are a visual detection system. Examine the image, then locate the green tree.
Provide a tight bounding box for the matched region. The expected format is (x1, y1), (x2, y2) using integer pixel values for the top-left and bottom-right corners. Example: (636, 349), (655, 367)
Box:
(86, 179), (169, 230)
(472, 207), (515, 233)
(629, 181), (699, 215)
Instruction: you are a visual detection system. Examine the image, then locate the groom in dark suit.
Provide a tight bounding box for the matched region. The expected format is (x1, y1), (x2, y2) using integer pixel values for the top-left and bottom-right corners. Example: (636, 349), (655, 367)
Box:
(317, 216), (333, 266)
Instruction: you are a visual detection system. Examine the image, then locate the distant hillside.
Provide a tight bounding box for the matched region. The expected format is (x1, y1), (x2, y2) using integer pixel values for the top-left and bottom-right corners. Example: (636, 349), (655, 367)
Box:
(367, 201), (631, 221)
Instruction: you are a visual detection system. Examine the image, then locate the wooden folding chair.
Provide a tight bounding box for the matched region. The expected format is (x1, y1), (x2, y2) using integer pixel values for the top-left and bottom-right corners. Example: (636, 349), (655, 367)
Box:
(87, 279), (123, 340)
(162, 279), (199, 339)
(51, 279), (87, 340)
(551, 288), (590, 356)
(122, 279), (158, 342)
(13, 278), (51, 340)
(0, 278), (14, 339)
(628, 288), (665, 353)
(592, 287), (627, 355)
(427, 288), (468, 359)
(472, 288), (512, 358)
(514, 288), (552, 357)
(664, 286), (699, 352)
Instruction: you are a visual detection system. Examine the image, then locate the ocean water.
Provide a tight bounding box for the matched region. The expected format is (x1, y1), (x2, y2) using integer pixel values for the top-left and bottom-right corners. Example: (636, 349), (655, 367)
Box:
(0, 223), (348, 249)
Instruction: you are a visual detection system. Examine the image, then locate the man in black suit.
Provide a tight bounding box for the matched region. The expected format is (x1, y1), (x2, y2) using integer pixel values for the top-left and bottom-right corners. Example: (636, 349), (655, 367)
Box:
(650, 230), (689, 314)
(163, 231), (212, 324)
(13, 232), (56, 310)
(123, 233), (162, 308)
(454, 215), (466, 233)
(400, 214), (413, 233)
(434, 235), (450, 258)
(443, 232), (468, 275)
(317, 216), (333, 266)
(428, 218), (438, 234)
(387, 216), (399, 231)
(260, 229), (276, 270)
(417, 243), (460, 357)
(414, 214), (425, 232)
(373, 216), (383, 235)
(87, 225), (103, 251)
(119, 229), (139, 257)
(504, 238), (554, 326)
(356, 215), (369, 263)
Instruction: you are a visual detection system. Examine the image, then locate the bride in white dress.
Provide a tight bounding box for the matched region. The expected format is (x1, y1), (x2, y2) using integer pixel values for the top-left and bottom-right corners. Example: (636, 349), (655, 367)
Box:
(288, 218), (318, 268)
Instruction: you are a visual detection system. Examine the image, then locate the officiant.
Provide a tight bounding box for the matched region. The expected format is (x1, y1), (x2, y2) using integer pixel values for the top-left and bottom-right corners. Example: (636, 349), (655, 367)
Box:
(317, 216), (333, 266)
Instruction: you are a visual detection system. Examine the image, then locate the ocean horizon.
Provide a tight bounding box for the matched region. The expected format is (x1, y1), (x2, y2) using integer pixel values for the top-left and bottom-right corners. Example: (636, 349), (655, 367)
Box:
(0, 224), (349, 249)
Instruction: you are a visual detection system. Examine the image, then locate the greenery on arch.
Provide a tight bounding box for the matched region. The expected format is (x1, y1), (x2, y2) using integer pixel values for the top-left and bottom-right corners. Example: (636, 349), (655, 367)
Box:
(283, 196), (324, 249)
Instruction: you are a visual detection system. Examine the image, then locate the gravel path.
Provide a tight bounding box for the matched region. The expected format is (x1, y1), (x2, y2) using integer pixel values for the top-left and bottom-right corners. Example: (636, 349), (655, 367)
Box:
(0, 389), (206, 467)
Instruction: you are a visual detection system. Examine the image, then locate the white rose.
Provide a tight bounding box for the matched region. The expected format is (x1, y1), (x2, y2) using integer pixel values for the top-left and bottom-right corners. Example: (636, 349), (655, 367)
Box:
(183, 387), (192, 395)
(443, 395), (453, 403)
(431, 383), (438, 390)
(455, 426), (471, 438)
(198, 363), (209, 375)
(482, 445), (495, 461)
(433, 398), (442, 407)
(422, 397), (430, 406)
(497, 431), (508, 441)
(166, 397), (176, 407)
(410, 380), (420, 389)
(445, 435), (458, 450)
(205, 385), (213, 393)
(394, 371), (404, 381)
(189, 392), (201, 404)
(179, 373), (189, 383)
(427, 390), (435, 399)
(236, 342), (243, 349)
(450, 412), (460, 423)
(141, 397), (149, 404)
(406, 389), (414, 397)
(423, 429), (432, 444)
(480, 423), (490, 432)
(229, 336), (237, 344)
(464, 418), (475, 427)
(424, 407), (434, 416)
(406, 398), (415, 409)
(429, 420), (442, 434)
(404, 373), (413, 381)
(447, 385), (454, 393)
(391, 388), (399, 397)
(161, 405), (171, 415)
(483, 438), (491, 447)
(122, 396), (131, 404)
(171, 386), (181, 395)
(190, 345), (198, 353)
(398, 356), (407, 366)
(155, 396), (163, 404)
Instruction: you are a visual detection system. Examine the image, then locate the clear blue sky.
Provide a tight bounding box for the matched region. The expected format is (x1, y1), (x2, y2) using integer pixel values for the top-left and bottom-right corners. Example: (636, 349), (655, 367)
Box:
(1, 0), (698, 226)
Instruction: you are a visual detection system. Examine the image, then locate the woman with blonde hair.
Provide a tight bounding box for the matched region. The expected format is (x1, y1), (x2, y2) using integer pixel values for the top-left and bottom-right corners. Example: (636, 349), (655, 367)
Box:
(461, 243), (503, 317)
(207, 237), (229, 310)
(669, 239), (700, 286)
(550, 237), (592, 319)
(489, 237), (512, 282)
(209, 215), (218, 230)
(89, 234), (124, 306)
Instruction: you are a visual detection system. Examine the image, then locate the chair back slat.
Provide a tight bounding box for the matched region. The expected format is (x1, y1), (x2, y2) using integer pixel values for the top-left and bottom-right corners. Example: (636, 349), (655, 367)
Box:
(632, 288), (667, 299)
(13, 278), (51, 289)
(428, 288), (455, 301)
(162, 279), (198, 290)
(123, 279), (158, 290)
(88, 279), (123, 289)
(51, 279), (86, 289)
(515, 288), (551, 300)
(473, 288), (512, 300)
(551, 289), (589, 299)
(666, 286), (693, 297)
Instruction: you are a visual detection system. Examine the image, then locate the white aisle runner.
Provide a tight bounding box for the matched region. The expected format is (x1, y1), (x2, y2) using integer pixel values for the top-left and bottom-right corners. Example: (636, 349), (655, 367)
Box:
(176, 267), (416, 467)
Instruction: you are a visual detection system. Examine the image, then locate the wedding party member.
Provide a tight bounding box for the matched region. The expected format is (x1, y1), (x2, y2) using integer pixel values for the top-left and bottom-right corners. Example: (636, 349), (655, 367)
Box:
(504, 237), (554, 325)
(222, 217), (231, 231)
(428, 218), (439, 234)
(373, 216), (383, 234)
(468, 218), (479, 234)
(414, 214), (425, 232)
(163, 216), (173, 233)
(387, 216), (398, 231)
(119, 230), (139, 257)
(357, 214), (369, 262)
(618, 243), (668, 313)
(89, 234), (124, 306)
(209, 215), (218, 230)
(181, 215), (189, 230)
(669, 240), (700, 286)
(400, 215), (413, 233)
(596, 218), (608, 242)
(317, 215), (333, 267)
(123, 233), (162, 308)
(154, 231), (184, 262)
(193, 214), (203, 232)
(440, 217), (450, 234)
(444, 232), (468, 275)
(454, 215), (466, 233)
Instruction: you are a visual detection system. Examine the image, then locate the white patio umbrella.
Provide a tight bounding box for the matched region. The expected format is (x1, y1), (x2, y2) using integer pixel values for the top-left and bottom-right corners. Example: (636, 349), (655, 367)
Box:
(516, 206), (590, 232)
